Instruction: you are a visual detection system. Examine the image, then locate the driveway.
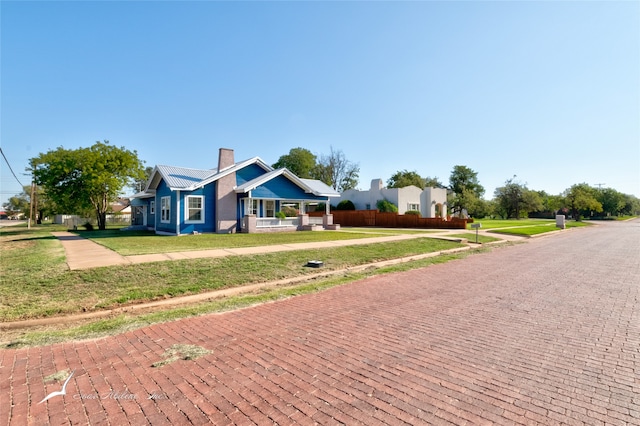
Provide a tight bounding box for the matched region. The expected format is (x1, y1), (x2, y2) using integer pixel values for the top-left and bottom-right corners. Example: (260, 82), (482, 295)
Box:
(1, 220), (638, 425)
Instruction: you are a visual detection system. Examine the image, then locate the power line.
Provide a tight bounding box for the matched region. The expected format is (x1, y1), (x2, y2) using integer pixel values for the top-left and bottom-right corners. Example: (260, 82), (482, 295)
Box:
(0, 147), (25, 188)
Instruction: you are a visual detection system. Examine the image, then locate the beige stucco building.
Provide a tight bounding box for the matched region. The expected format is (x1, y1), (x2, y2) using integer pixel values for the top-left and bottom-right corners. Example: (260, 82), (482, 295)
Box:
(338, 179), (448, 218)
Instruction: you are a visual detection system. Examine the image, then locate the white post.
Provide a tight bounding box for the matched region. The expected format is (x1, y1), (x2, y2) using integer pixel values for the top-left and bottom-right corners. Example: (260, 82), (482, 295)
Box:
(175, 190), (180, 235)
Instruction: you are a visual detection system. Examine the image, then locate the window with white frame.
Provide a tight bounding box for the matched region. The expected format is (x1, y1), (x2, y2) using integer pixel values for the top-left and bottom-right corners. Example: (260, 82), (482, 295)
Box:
(249, 199), (259, 215)
(150, 201), (155, 214)
(407, 203), (420, 211)
(186, 196), (204, 223)
(265, 200), (275, 217)
(161, 196), (171, 223)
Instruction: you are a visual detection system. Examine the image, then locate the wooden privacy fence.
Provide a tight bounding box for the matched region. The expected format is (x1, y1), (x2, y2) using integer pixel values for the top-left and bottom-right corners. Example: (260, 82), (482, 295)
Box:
(309, 210), (469, 229)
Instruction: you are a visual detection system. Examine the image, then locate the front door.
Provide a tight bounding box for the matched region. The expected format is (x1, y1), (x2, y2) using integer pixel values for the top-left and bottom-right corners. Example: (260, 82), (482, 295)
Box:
(133, 206), (147, 226)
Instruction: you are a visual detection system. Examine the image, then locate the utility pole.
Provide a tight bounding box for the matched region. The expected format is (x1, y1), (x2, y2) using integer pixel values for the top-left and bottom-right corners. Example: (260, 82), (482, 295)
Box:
(594, 183), (606, 189)
(34, 183), (39, 224)
(29, 181), (35, 229)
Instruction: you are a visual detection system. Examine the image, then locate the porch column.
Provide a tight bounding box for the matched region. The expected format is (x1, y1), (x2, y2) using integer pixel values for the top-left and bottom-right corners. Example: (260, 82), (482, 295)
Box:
(322, 214), (333, 227)
(243, 214), (257, 233)
(176, 190), (180, 235)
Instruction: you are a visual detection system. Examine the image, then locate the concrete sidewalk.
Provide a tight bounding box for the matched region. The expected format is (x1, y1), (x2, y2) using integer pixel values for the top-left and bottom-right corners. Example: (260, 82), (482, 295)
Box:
(52, 231), (484, 270)
(50, 232), (130, 270)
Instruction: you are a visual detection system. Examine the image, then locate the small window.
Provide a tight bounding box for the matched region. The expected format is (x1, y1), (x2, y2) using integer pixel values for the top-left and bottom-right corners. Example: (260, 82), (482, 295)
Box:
(161, 196), (171, 223)
(249, 199), (259, 215)
(407, 203), (420, 211)
(186, 196), (204, 223)
(150, 201), (155, 214)
(265, 200), (275, 217)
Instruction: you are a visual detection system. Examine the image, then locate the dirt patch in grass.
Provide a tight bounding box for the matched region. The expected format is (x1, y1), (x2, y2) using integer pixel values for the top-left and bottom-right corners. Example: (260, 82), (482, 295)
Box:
(151, 344), (212, 367)
(0, 239), (36, 252)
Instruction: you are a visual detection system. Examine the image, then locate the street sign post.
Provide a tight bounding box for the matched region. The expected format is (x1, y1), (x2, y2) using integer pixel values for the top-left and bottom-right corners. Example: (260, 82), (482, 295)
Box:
(470, 223), (482, 243)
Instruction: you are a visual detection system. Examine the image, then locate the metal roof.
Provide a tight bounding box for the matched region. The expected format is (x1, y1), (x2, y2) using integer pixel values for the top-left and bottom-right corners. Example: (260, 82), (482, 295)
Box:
(140, 157), (338, 197)
(299, 179), (340, 197)
(155, 165), (217, 190)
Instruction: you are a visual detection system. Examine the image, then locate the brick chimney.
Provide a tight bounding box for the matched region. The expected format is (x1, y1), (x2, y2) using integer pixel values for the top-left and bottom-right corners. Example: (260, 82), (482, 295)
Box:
(218, 148), (235, 171)
(216, 148), (237, 233)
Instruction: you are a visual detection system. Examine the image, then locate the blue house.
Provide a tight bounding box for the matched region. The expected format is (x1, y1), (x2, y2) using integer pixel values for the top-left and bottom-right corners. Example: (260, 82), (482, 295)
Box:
(129, 148), (340, 235)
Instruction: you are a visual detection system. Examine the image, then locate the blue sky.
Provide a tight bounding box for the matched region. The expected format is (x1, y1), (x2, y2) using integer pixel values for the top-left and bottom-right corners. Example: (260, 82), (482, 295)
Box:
(2, 1), (639, 206)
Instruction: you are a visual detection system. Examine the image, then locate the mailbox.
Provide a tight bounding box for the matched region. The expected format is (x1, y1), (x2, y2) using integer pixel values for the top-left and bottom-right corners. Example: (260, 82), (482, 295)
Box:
(470, 222), (481, 243)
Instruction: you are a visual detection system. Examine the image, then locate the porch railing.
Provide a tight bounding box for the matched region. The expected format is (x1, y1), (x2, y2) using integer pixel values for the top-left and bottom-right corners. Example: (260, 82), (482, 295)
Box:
(256, 218), (300, 228)
(309, 216), (324, 225)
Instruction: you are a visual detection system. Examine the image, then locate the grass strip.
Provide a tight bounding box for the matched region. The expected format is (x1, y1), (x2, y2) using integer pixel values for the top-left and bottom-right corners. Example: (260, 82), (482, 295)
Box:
(3, 246), (490, 348)
(76, 228), (403, 255)
(490, 221), (589, 236)
(446, 233), (501, 244)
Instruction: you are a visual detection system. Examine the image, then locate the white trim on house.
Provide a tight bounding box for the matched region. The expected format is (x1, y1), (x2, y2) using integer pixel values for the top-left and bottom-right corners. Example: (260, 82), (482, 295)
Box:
(144, 157), (274, 193)
(235, 168), (340, 198)
(175, 190), (180, 235)
(160, 196), (171, 223)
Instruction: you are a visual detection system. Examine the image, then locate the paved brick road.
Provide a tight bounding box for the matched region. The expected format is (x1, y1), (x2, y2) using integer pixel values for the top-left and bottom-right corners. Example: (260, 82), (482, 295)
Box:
(1, 221), (639, 425)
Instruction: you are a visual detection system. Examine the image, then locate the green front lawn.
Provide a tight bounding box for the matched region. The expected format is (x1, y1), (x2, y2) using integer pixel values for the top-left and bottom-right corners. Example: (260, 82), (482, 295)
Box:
(489, 220), (589, 236)
(77, 228), (418, 255)
(467, 219), (556, 229)
(1, 227), (463, 322)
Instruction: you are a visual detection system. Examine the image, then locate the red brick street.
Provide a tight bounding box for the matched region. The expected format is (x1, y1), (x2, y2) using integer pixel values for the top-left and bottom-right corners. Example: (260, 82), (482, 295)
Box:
(1, 220), (639, 425)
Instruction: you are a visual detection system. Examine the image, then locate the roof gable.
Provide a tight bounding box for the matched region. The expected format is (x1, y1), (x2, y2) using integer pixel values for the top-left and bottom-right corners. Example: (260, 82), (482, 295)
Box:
(236, 168), (340, 198)
(148, 165), (217, 191)
(144, 157), (273, 192)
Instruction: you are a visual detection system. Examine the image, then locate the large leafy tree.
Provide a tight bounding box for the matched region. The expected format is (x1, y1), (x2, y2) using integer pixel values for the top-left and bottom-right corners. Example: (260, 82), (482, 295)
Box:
(448, 165), (484, 217)
(31, 140), (145, 230)
(273, 146), (359, 192)
(621, 193), (640, 216)
(563, 183), (602, 220)
(493, 177), (543, 219)
(386, 170), (444, 189)
(387, 170), (425, 189)
(272, 147), (317, 178)
(595, 187), (625, 217)
(537, 191), (565, 215)
(425, 176), (446, 189)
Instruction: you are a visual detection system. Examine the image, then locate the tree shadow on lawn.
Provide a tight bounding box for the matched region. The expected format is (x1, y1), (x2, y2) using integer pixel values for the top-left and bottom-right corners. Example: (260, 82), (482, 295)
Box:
(72, 229), (157, 240)
(1, 235), (58, 243)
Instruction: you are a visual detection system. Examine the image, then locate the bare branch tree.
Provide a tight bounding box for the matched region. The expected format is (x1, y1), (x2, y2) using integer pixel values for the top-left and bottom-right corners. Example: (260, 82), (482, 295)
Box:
(313, 146), (360, 192)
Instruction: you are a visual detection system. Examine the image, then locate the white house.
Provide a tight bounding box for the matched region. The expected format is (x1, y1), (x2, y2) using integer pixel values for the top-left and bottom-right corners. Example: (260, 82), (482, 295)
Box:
(338, 179), (448, 218)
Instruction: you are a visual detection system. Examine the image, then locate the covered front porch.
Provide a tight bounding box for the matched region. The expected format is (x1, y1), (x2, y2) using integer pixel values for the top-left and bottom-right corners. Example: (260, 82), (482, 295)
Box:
(239, 198), (338, 233)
